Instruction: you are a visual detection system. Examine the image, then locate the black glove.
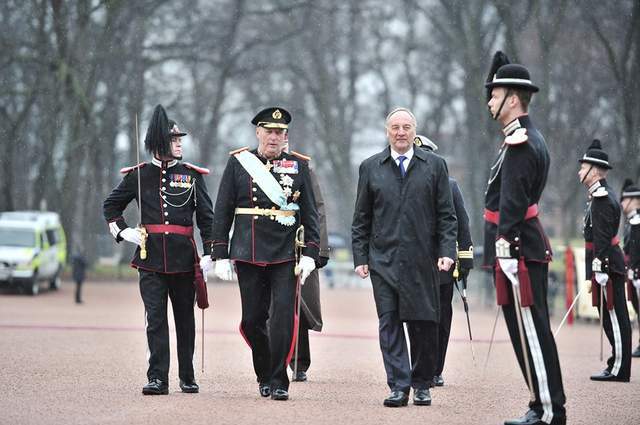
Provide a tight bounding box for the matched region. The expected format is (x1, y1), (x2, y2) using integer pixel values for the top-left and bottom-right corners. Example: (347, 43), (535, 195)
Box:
(458, 267), (471, 282)
(317, 256), (329, 269)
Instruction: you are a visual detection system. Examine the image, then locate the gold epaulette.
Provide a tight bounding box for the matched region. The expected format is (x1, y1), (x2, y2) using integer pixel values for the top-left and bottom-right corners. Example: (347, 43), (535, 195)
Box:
(229, 147), (249, 155)
(291, 150), (311, 161)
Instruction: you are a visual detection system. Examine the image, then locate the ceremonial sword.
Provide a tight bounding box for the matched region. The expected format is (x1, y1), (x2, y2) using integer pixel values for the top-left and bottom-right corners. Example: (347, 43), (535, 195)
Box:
(453, 276), (476, 364)
(553, 286), (585, 338)
(502, 270), (536, 403)
(292, 225), (305, 380)
(135, 114), (148, 260)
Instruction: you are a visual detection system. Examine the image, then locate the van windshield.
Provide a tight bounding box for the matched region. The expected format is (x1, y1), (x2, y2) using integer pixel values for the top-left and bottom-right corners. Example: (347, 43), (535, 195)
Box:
(0, 227), (36, 247)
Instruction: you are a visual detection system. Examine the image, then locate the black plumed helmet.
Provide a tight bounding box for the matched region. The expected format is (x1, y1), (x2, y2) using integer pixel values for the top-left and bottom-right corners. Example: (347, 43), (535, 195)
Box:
(578, 139), (611, 169)
(144, 104), (172, 157)
(621, 178), (640, 200)
(485, 51), (510, 101)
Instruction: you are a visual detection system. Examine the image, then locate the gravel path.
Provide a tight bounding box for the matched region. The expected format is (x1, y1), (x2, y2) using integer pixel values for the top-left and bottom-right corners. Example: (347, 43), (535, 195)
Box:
(1, 280), (638, 425)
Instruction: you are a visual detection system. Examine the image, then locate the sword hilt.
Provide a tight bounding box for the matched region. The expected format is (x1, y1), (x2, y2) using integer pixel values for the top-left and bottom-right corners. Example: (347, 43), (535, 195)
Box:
(138, 226), (148, 260)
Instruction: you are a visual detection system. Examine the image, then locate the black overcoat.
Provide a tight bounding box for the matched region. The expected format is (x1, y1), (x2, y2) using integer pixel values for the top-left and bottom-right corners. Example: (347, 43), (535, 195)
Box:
(352, 146), (457, 321)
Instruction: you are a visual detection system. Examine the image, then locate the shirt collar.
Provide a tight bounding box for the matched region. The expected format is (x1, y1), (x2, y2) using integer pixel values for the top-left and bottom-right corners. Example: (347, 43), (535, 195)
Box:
(390, 146), (414, 162)
(152, 158), (178, 168)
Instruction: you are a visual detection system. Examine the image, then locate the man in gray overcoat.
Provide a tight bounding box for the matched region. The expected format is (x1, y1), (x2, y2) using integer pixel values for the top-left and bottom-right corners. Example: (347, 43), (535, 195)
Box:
(351, 107), (457, 407)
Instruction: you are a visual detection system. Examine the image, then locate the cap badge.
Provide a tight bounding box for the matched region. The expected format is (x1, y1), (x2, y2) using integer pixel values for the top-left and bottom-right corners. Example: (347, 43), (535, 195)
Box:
(272, 109), (282, 119)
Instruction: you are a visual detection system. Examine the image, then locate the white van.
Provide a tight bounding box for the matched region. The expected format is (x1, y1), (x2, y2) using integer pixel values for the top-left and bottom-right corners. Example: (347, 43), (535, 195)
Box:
(0, 211), (67, 295)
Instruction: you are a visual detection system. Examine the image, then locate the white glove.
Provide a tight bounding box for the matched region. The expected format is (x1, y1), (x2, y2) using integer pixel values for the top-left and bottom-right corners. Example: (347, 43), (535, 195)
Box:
(628, 269), (635, 281)
(298, 255), (316, 285)
(120, 227), (143, 246)
(199, 255), (213, 281)
(633, 279), (640, 290)
(594, 272), (609, 286)
(214, 259), (234, 281)
(498, 258), (518, 276)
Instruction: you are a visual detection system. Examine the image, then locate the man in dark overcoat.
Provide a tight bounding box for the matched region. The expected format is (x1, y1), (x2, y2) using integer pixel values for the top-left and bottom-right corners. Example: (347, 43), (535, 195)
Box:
(352, 107), (457, 407)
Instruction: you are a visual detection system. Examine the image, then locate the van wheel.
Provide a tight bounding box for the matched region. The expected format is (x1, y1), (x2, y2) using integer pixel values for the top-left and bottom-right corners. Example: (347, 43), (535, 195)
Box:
(26, 279), (40, 296)
(49, 271), (61, 290)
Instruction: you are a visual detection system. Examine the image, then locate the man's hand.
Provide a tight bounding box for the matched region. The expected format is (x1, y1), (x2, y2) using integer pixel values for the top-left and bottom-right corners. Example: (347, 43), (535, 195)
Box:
(199, 255), (213, 281)
(214, 259), (234, 281)
(438, 257), (454, 272)
(298, 256), (316, 285)
(594, 272), (609, 286)
(633, 279), (640, 290)
(355, 264), (369, 279)
(120, 227), (143, 246)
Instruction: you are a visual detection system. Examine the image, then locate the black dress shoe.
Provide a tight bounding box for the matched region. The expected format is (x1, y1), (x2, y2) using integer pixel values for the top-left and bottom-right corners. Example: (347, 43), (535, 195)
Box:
(505, 410), (567, 425)
(413, 388), (432, 406)
(504, 409), (541, 425)
(179, 380), (199, 393)
(433, 375), (444, 387)
(590, 369), (630, 382)
(292, 371), (307, 382)
(271, 388), (289, 400)
(142, 378), (168, 395)
(383, 390), (409, 407)
(258, 383), (271, 397)
(632, 345), (640, 358)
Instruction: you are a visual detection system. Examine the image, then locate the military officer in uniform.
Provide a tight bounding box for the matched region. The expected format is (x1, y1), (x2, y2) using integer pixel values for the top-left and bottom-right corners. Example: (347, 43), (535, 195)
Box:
(484, 52), (566, 425)
(578, 139), (632, 382)
(211, 107), (320, 401)
(352, 107), (457, 408)
(281, 136), (330, 382)
(620, 179), (640, 358)
(413, 135), (474, 387)
(103, 104), (214, 395)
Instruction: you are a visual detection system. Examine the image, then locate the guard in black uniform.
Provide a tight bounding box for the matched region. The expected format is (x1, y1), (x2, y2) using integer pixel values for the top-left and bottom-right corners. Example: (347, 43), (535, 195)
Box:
(620, 179), (640, 357)
(103, 105), (214, 395)
(211, 107), (320, 401)
(414, 135), (474, 387)
(484, 52), (566, 425)
(578, 139), (632, 382)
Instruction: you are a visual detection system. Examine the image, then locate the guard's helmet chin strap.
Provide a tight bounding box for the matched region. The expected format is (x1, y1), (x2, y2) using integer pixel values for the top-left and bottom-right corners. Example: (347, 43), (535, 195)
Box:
(580, 165), (593, 185)
(491, 89), (511, 121)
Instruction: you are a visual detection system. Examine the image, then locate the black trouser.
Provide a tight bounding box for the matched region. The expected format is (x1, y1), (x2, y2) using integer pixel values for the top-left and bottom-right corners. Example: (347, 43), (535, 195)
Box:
(74, 279), (83, 303)
(377, 311), (437, 393)
(630, 283), (640, 344)
(435, 280), (454, 376)
(290, 313), (311, 373)
(499, 262), (566, 424)
(236, 261), (297, 391)
(139, 270), (195, 384)
(595, 274), (632, 379)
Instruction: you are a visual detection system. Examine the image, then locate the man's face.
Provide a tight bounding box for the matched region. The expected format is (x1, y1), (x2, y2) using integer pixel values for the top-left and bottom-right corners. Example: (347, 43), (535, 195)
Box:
(487, 87), (512, 118)
(386, 111), (416, 154)
(621, 198), (632, 214)
(170, 136), (183, 159)
(578, 162), (596, 187)
(256, 127), (286, 159)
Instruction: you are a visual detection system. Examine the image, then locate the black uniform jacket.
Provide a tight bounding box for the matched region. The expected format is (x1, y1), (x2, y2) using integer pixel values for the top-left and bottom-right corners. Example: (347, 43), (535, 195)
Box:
(439, 178), (473, 284)
(623, 209), (640, 280)
(352, 146), (457, 321)
(483, 115), (552, 267)
(584, 179), (625, 278)
(103, 159), (214, 273)
(212, 148), (320, 264)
